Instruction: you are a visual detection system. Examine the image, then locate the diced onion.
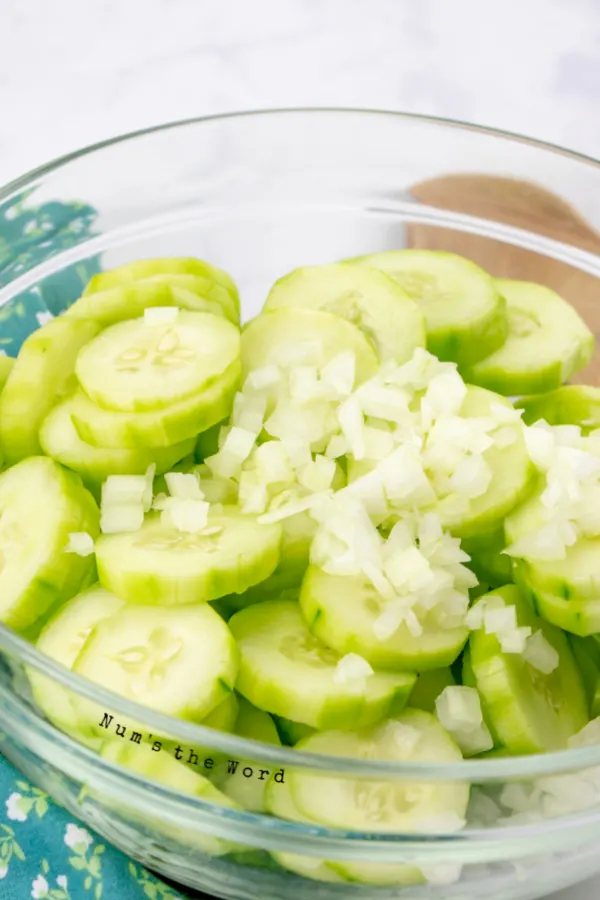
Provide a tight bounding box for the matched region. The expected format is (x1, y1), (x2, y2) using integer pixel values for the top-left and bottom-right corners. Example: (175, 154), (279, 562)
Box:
(165, 472), (204, 501)
(523, 630), (559, 674)
(160, 497), (210, 533)
(65, 532), (95, 556)
(102, 474), (147, 506)
(333, 653), (374, 687)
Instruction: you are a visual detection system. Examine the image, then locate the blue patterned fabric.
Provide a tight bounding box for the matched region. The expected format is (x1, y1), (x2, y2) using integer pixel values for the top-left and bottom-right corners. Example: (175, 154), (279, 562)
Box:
(0, 192), (196, 900)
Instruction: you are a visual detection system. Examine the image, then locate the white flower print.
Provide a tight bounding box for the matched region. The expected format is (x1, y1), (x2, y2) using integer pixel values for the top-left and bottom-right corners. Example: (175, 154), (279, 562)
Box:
(64, 823), (93, 851)
(0, 861), (7, 879)
(56, 875), (67, 889)
(35, 311), (54, 327)
(6, 792), (27, 821)
(31, 874), (49, 898)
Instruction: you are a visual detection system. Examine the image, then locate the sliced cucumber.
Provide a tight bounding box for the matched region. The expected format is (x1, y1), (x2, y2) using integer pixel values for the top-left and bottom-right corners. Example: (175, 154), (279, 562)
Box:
(241, 308), (379, 384)
(84, 257), (240, 315)
(75, 311), (240, 413)
(264, 777), (346, 883)
(100, 740), (242, 857)
(467, 585), (588, 753)
(570, 635), (600, 718)
(0, 457), (99, 632)
(219, 697), (281, 812)
(348, 250), (507, 366)
(517, 386), (600, 433)
(463, 529), (514, 588)
(463, 281), (594, 395)
(0, 355), (14, 392)
(300, 566), (468, 672)
(74, 602), (238, 722)
(40, 397), (194, 489)
(272, 716), (315, 746)
(289, 709), (468, 835)
(30, 585), (124, 742)
(67, 279), (239, 327)
(202, 692), (239, 732)
(408, 668), (456, 713)
(229, 599), (415, 729)
(436, 387), (534, 538)
(505, 487), (600, 624)
(0, 317), (99, 463)
(95, 508), (281, 606)
(514, 561), (600, 637)
(70, 357), (240, 449)
(263, 263), (425, 363)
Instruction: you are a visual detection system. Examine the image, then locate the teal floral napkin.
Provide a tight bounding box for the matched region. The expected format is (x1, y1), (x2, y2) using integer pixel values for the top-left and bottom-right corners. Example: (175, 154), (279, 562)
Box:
(0, 192), (198, 899)
(0, 755), (185, 900)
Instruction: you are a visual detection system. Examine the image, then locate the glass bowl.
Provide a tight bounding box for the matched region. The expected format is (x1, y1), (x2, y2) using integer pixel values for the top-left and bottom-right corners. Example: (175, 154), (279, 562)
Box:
(2, 109), (600, 900)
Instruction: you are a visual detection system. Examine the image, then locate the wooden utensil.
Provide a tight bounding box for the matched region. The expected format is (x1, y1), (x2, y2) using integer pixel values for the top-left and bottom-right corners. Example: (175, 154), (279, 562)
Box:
(406, 174), (600, 383)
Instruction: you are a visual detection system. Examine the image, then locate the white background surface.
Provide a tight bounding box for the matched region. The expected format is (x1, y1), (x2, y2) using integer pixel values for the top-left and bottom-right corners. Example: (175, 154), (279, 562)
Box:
(1, 1), (600, 897)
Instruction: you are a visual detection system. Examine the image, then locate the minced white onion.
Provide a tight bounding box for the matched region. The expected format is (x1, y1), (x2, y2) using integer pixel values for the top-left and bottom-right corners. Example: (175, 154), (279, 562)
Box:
(65, 532), (95, 556)
(332, 653), (374, 688)
(160, 497), (210, 533)
(165, 472), (204, 501)
(100, 504), (144, 535)
(523, 630), (559, 674)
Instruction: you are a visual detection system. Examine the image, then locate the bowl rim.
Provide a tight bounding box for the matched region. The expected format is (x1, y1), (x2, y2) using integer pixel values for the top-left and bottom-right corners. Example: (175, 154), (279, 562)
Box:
(2, 106), (600, 787)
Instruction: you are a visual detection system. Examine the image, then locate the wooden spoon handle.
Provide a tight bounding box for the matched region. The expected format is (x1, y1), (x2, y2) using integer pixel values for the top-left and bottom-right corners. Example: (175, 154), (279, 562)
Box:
(406, 175), (600, 384)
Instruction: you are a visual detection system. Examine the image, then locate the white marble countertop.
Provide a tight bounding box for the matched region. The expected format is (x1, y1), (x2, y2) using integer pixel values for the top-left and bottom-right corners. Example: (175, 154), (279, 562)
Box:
(1, 1), (600, 898)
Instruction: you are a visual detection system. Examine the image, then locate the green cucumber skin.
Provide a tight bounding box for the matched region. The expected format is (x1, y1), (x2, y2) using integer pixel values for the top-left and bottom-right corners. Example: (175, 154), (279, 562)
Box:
(68, 278), (239, 327)
(430, 297), (507, 368)
(71, 358), (241, 449)
(517, 386), (600, 432)
(83, 257), (240, 315)
(570, 636), (600, 718)
(467, 585), (588, 753)
(0, 459), (100, 633)
(0, 318), (100, 465)
(347, 250), (508, 366)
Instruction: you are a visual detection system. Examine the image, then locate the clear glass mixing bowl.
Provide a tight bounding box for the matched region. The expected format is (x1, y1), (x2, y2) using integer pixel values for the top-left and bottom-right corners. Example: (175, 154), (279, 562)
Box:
(2, 109), (600, 900)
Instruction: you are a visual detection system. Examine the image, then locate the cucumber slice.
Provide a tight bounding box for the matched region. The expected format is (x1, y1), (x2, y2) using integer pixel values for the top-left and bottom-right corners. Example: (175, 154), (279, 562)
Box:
(241, 308), (379, 384)
(140, 275), (239, 324)
(70, 357), (240, 449)
(84, 257), (240, 315)
(75, 311), (240, 413)
(463, 529), (514, 588)
(0, 317), (99, 464)
(219, 697), (281, 812)
(202, 692), (239, 732)
(436, 387), (534, 538)
(0, 457), (99, 632)
(300, 566), (468, 672)
(463, 281), (594, 395)
(229, 599), (415, 729)
(569, 635), (600, 717)
(514, 560), (600, 636)
(264, 777), (346, 883)
(505, 488), (600, 621)
(467, 585), (588, 753)
(30, 585), (124, 742)
(516, 386), (600, 433)
(408, 668), (456, 713)
(289, 709), (468, 833)
(263, 263), (425, 363)
(0, 355), (14, 392)
(348, 250), (507, 366)
(73, 602), (238, 722)
(67, 279), (239, 328)
(95, 508), (282, 606)
(100, 740), (242, 857)
(272, 716), (315, 746)
(40, 397), (194, 489)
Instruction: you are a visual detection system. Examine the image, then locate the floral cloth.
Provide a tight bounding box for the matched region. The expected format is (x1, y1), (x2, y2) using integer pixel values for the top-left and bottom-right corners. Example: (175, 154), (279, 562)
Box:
(0, 751), (189, 899)
(0, 193), (201, 899)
